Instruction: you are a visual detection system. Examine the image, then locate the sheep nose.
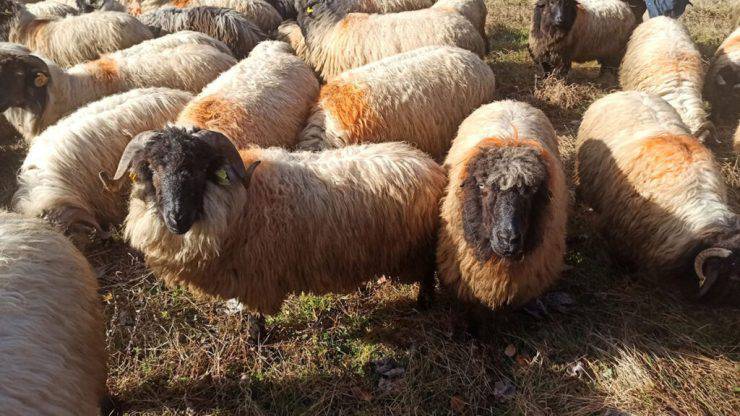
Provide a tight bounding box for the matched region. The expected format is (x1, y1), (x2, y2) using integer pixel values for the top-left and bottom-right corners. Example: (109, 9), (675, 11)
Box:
(497, 230), (521, 246)
(164, 207), (191, 234)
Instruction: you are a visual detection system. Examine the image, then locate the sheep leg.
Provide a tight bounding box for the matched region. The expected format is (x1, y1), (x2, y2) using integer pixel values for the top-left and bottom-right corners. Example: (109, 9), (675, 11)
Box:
(416, 271), (436, 311)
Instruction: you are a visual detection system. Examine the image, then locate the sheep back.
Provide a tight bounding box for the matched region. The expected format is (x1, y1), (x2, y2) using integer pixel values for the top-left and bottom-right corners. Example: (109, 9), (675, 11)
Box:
(140, 0), (282, 32)
(0, 212), (105, 416)
(177, 41), (319, 148)
(437, 100), (568, 310)
(297, 46), (496, 161)
(275, 20), (307, 59)
(25, 0), (79, 18)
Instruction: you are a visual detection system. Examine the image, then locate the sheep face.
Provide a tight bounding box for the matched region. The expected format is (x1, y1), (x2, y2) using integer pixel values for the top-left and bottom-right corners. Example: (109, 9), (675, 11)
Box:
(533, 0), (577, 35)
(0, 51), (49, 114)
(113, 126), (258, 235)
(461, 144), (549, 262)
(696, 225), (740, 304)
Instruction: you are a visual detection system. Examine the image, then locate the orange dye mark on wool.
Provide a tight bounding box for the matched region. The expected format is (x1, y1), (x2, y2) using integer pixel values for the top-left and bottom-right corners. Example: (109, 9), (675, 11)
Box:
(321, 81), (379, 140)
(170, 0), (192, 8)
(179, 95), (252, 146)
(86, 56), (119, 82)
(635, 134), (706, 180)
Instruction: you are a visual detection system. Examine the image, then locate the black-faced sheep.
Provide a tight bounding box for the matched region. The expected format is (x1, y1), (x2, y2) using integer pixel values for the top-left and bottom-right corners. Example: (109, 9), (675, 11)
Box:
(437, 100), (568, 324)
(296, 0), (486, 80)
(13, 87), (192, 235)
(576, 91), (739, 304)
(0, 35), (234, 141)
(0, 211), (106, 416)
(528, 0), (637, 76)
(117, 126), (445, 315)
(175, 40), (319, 148)
(297, 46), (496, 161)
(139, 6), (267, 59)
(139, 0), (282, 32)
(0, 0), (154, 67)
(620, 16), (713, 141)
(706, 27), (739, 120)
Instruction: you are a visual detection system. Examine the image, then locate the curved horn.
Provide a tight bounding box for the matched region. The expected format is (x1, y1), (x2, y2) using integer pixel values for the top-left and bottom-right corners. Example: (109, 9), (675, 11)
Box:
(194, 129), (260, 188)
(113, 130), (158, 181)
(694, 247), (732, 285)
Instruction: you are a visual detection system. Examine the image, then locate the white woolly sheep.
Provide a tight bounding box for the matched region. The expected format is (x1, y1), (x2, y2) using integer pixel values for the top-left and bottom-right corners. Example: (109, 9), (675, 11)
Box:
(576, 91), (739, 304)
(116, 126), (445, 314)
(25, 0), (79, 18)
(139, 6), (267, 59)
(139, 0), (282, 32)
(296, 0), (487, 80)
(0, 34), (234, 141)
(12, 87), (193, 235)
(0, 211), (106, 416)
(175, 40), (319, 148)
(297, 46), (496, 161)
(528, 0), (637, 76)
(0, 0), (154, 67)
(437, 100), (568, 325)
(269, 0), (435, 20)
(706, 27), (739, 119)
(620, 16), (712, 140)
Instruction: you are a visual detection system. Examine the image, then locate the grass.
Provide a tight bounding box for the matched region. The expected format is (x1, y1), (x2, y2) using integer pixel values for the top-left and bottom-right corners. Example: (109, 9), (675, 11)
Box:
(1, 0), (739, 414)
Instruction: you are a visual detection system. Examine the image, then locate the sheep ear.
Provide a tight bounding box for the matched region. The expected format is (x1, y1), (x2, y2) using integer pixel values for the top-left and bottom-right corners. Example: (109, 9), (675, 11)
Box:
(113, 131), (157, 180)
(195, 129), (253, 187)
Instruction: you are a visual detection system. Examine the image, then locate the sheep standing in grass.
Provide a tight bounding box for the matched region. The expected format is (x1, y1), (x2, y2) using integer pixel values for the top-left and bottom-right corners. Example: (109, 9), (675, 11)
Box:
(620, 16), (712, 141)
(0, 212), (106, 416)
(296, 0), (486, 80)
(13, 87), (192, 235)
(0, 0), (153, 67)
(0, 34), (234, 141)
(576, 91), (739, 304)
(437, 100), (568, 325)
(175, 40), (319, 148)
(117, 126), (445, 314)
(139, 6), (267, 58)
(706, 27), (739, 119)
(297, 46), (496, 161)
(139, 0), (282, 32)
(528, 0), (637, 76)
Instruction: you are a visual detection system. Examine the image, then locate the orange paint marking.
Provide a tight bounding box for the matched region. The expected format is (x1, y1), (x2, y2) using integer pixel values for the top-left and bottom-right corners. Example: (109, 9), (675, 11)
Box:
(321, 81), (379, 140)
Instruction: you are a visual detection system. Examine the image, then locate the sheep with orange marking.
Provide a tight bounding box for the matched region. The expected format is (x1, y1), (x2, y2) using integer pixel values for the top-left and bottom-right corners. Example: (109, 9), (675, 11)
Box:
(0, 211), (106, 416)
(296, 0), (486, 80)
(13, 87), (192, 236)
(0, 0), (154, 67)
(139, 0), (282, 32)
(297, 46), (496, 161)
(705, 27), (739, 118)
(173, 40), (319, 149)
(620, 16), (713, 141)
(437, 100), (568, 327)
(0, 33), (234, 141)
(115, 126), (445, 315)
(576, 91), (739, 304)
(139, 6), (267, 58)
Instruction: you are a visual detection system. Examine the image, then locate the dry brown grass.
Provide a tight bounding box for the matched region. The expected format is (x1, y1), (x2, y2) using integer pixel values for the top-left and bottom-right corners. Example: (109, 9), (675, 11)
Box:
(0, 0), (738, 415)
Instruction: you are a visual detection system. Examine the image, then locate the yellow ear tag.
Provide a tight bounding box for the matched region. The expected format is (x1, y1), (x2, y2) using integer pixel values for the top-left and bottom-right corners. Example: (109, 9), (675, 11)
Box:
(34, 73), (48, 88)
(215, 169), (230, 186)
(129, 172), (137, 183)
(306, 6), (313, 14)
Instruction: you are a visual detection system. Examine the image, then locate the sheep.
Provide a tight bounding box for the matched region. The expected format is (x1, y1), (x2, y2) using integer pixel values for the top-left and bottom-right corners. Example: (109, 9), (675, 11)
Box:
(139, 0), (282, 32)
(296, 0), (487, 80)
(297, 46), (496, 161)
(528, 0), (637, 77)
(0, 34), (235, 141)
(139, 6), (267, 59)
(620, 16), (713, 141)
(0, 211), (106, 416)
(437, 100), (568, 328)
(576, 91), (739, 304)
(275, 19), (306, 58)
(175, 40), (319, 148)
(12, 87), (193, 235)
(705, 27), (739, 119)
(25, 0), (79, 18)
(116, 126), (446, 315)
(0, 0), (154, 67)
(270, 0), (435, 20)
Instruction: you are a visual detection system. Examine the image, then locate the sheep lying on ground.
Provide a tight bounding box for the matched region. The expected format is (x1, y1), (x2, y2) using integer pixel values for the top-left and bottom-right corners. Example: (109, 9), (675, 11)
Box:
(437, 100), (568, 326)
(296, 0), (486, 80)
(139, 6), (267, 58)
(175, 40), (319, 148)
(297, 46), (496, 161)
(528, 0), (637, 76)
(0, 0), (153, 67)
(0, 34), (234, 141)
(620, 16), (712, 141)
(118, 126), (446, 314)
(13, 87), (192, 235)
(706, 27), (739, 119)
(139, 0), (282, 32)
(0, 211), (106, 416)
(576, 91), (739, 304)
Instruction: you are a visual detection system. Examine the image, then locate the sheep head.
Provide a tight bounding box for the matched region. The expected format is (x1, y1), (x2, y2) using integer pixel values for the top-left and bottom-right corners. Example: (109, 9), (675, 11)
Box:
(694, 222), (740, 305)
(109, 126), (259, 235)
(533, 0), (577, 36)
(297, 0), (341, 34)
(460, 142), (551, 262)
(0, 48), (50, 115)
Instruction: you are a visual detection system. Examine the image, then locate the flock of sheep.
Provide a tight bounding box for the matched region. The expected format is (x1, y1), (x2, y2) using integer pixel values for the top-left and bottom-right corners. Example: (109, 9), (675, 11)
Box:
(0, 0), (738, 413)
